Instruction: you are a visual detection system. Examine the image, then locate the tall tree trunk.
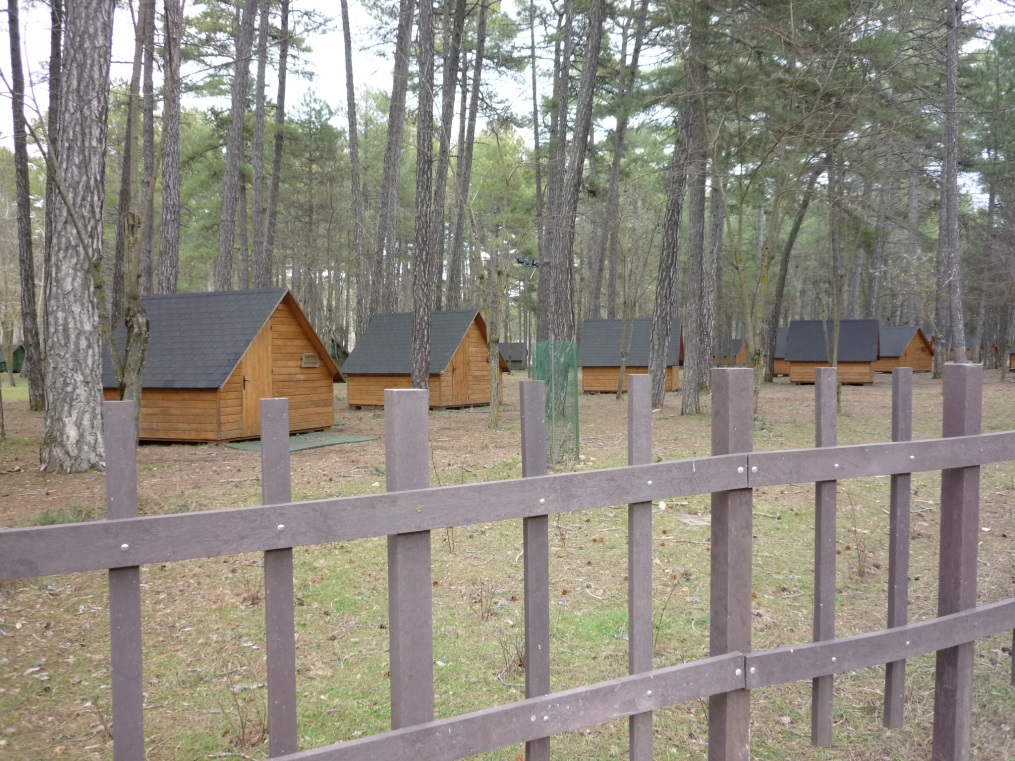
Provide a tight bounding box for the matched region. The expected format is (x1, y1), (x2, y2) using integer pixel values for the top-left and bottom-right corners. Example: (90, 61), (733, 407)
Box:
(447, 0), (489, 310)
(764, 158), (823, 380)
(370, 0), (417, 319)
(648, 120), (690, 408)
(250, 0), (270, 290)
(430, 0), (467, 310)
(238, 175), (250, 288)
(540, 0), (603, 344)
(43, 0), (63, 356)
(110, 5), (144, 327)
(42, 0), (115, 473)
(263, 0), (290, 287)
(7, 0), (45, 410)
(593, 0), (649, 321)
(866, 143), (895, 318)
(528, 0), (544, 279)
(341, 0), (367, 334)
(157, 0), (182, 294)
(411, 0), (437, 389)
(936, 0), (966, 370)
(681, 0), (709, 415)
(214, 0), (258, 291)
(139, 0), (156, 295)
(538, 1), (573, 343)
(906, 165), (921, 325)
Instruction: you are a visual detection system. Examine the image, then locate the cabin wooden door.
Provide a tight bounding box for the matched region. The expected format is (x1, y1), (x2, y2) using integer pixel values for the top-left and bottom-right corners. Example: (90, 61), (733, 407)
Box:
(241, 330), (273, 438)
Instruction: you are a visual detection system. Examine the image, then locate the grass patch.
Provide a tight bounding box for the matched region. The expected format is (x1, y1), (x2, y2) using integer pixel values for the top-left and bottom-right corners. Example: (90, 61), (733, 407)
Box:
(30, 504), (95, 526)
(1, 373), (1014, 759)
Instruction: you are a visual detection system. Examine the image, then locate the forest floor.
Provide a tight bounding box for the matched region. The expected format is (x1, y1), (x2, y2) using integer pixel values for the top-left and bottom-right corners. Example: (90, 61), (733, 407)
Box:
(1, 370), (1014, 760)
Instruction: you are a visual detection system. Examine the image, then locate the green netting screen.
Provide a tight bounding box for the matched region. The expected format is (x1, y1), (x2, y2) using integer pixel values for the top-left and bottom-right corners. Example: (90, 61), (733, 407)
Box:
(530, 341), (580, 464)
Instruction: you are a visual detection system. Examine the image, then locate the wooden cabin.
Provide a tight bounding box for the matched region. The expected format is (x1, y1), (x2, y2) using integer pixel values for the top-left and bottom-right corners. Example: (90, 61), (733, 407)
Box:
(785, 319), (879, 385)
(342, 310), (508, 408)
(499, 341), (528, 370)
(772, 327), (790, 376)
(0, 343), (24, 374)
(1010, 344), (1015, 371)
(577, 317), (682, 393)
(718, 338), (747, 367)
(101, 289), (342, 442)
(874, 326), (933, 372)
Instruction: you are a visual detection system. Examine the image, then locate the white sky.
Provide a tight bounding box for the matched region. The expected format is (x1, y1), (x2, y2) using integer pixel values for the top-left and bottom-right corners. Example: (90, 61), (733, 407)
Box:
(1, 0), (1014, 150)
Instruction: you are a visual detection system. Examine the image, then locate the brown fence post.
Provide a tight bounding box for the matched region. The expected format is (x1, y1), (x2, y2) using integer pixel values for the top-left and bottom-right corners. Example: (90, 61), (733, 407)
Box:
(260, 399), (298, 756)
(520, 380), (550, 761)
(932, 362), (982, 760)
(884, 368), (912, 728)
(627, 374), (653, 761)
(104, 401), (145, 761)
(709, 367), (752, 761)
(812, 366), (837, 747)
(384, 389), (434, 729)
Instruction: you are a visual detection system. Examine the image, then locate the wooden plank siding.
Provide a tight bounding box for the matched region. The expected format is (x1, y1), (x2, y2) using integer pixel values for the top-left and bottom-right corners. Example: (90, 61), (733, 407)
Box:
(874, 335), (934, 373)
(104, 387), (221, 441)
(346, 316), (504, 409)
(772, 358), (791, 377)
(105, 292), (338, 442)
(269, 300), (336, 432)
(582, 365), (679, 393)
(790, 361), (873, 385)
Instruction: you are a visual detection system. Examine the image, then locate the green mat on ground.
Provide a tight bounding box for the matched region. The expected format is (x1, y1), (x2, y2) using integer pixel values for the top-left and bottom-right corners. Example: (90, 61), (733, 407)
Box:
(226, 431), (375, 452)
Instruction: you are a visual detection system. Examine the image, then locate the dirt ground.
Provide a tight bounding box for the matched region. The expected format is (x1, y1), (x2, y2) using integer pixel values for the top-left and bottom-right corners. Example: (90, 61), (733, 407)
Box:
(1, 369), (1014, 760)
(1, 369), (1011, 523)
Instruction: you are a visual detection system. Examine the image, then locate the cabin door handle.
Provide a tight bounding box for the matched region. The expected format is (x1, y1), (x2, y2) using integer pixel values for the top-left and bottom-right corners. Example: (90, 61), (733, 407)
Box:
(243, 375), (249, 389)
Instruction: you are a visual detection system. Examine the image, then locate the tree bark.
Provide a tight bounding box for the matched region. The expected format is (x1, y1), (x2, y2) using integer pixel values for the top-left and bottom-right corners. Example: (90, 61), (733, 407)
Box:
(866, 143), (894, 318)
(648, 121), (690, 409)
(593, 0), (649, 321)
(447, 0), (489, 310)
(430, 0), (467, 310)
(157, 0), (182, 294)
(41, 0), (115, 473)
(263, 0), (290, 287)
(541, 0), (604, 344)
(936, 0), (966, 370)
(411, 0), (437, 389)
(215, 0), (258, 291)
(681, 0), (710, 415)
(370, 0), (417, 319)
(7, 0), (45, 411)
(250, 0), (270, 290)
(139, 0), (156, 295)
(764, 158), (824, 380)
(341, 0), (367, 334)
(43, 0), (63, 356)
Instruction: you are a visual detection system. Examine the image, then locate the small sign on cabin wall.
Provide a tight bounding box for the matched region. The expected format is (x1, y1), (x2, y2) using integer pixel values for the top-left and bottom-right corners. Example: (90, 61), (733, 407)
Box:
(301, 352), (320, 368)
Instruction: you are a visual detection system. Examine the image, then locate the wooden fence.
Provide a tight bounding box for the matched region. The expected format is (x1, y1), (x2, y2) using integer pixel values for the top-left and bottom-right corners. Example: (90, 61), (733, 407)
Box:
(1, 364), (1014, 760)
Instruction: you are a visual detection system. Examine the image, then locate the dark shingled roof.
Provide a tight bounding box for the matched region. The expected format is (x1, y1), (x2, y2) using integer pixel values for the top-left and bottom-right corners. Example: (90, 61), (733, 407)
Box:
(577, 318), (682, 367)
(101, 289), (337, 389)
(724, 338), (744, 358)
(499, 342), (527, 363)
(879, 326), (925, 358)
(786, 320), (879, 363)
(342, 310), (496, 374)
(774, 327), (789, 359)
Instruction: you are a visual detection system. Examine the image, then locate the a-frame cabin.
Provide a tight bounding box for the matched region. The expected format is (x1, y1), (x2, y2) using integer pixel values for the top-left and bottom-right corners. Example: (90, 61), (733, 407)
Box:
(342, 310), (508, 408)
(785, 319), (879, 385)
(874, 326), (934, 372)
(101, 289), (342, 442)
(577, 317), (683, 393)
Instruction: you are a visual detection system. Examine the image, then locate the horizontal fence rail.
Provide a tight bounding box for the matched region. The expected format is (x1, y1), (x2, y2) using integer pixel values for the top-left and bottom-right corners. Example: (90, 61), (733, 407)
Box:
(3, 431), (1015, 581)
(1, 364), (1014, 761)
